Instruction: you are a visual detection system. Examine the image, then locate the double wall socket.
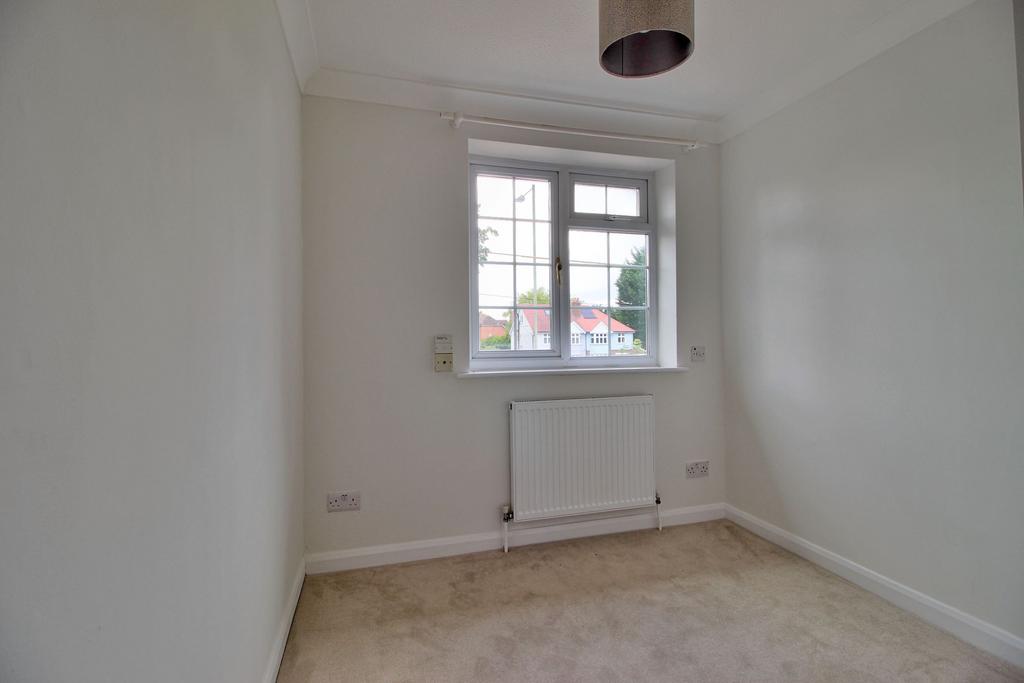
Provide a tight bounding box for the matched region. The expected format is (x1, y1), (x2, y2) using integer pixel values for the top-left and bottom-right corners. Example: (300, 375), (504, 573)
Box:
(686, 461), (710, 478)
(327, 491), (361, 512)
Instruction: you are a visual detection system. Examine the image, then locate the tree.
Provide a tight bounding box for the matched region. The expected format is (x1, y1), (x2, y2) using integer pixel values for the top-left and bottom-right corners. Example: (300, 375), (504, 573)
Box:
(480, 331), (511, 349)
(517, 287), (550, 306)
(478, 226), (498, 263)
(613, 248), (646, 349)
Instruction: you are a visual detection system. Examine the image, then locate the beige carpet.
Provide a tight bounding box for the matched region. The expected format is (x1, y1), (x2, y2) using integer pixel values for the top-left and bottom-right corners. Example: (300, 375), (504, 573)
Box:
(278, 520), (1023, 682)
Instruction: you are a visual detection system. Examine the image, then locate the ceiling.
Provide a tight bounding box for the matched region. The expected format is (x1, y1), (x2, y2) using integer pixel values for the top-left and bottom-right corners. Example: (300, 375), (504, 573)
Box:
(279, 0), (978, 141)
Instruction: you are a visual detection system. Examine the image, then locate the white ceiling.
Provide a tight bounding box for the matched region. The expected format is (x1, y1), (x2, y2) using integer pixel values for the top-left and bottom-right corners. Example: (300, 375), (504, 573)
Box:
(309, 0), (905, 120)
(280, 0), (978, 141)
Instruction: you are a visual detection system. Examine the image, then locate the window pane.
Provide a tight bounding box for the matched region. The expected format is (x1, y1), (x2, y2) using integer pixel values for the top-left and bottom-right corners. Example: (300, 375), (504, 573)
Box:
(569, 230), (607, 265)
(607, 186), (640, 216)
(515, 221), (551, 263)
(478, 219), (514, 263)
(574, 183), (605, 214)
(477, 263), (514, 307)
(476, 175), (514, 218)
(516, 309), (552, 350)
(611, 267), (648, 308)
(478, 309), (512, 351)
(570, 266), (608, 307)
(516, 265), (551, 306)
(609, 232), (647, 266)
(514, 178), (551, 220)
(570, 308), (610, 357)
(610, 309), (647, 355)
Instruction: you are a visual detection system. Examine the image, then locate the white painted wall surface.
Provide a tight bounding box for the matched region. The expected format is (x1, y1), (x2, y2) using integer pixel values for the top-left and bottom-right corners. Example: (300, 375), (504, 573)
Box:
(1016, 0), (1024, 188)
(303, 97), (724, 554)
(722, 0), (1024, 639)
(0, 2), (304, 682)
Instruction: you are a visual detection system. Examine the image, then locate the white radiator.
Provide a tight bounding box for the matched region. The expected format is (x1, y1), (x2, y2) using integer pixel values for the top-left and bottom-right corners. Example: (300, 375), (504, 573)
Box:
(509, 396), (656, 523)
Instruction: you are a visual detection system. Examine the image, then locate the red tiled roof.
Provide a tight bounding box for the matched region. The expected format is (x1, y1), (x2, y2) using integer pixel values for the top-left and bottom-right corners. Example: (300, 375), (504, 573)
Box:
(479, 326), (506, 340)
(479, 312), (503, 326)
(520, 309), (551, 333)
(519, 309), (635, 334)
(572, 309), (634, 333)
(479, 312), (508, 341)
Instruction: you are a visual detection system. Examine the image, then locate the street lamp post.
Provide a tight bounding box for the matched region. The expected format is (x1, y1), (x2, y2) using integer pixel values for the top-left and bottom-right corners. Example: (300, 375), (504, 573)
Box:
(515, 185), (538, 295)
(515, 185), (540, 349)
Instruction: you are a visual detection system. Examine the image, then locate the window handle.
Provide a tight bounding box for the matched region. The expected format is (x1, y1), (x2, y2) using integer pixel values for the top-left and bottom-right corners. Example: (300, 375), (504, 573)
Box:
(556, 257), (563, 286)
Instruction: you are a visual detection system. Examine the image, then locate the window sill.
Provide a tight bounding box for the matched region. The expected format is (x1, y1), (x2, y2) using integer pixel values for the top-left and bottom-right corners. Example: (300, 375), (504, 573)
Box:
(456, 366), (687, 379)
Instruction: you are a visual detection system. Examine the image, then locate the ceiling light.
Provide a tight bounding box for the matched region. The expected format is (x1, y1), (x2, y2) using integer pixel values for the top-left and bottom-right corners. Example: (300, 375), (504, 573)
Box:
(599, 0), (694, 78)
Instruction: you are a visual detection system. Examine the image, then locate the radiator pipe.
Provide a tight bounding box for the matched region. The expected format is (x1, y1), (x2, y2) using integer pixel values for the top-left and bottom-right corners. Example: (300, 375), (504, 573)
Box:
(501, 505), (512, 552)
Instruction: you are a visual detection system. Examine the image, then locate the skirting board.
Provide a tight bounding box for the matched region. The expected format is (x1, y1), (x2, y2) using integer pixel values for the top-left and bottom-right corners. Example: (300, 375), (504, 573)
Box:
(305, 503), (725, 575)
(262, 559), (306, 683)
(724, 504), (1024, 669)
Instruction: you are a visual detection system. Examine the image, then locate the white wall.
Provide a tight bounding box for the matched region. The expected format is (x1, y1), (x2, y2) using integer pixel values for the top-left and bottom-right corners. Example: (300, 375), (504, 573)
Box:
(1016, 0), (1024, 187)
(0, 2), (303, 682)
(303, 97), (724, 554)
(722, 0), (1024, 640)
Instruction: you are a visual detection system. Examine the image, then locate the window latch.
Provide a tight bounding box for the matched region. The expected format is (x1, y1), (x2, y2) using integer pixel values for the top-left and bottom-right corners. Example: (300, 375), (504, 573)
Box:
(555, 257), (563, 286)
(605, 215), (632, 221)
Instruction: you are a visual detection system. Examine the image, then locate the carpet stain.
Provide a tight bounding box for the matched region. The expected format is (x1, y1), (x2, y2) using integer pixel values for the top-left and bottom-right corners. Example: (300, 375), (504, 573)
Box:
(277, 521), (1024, 682)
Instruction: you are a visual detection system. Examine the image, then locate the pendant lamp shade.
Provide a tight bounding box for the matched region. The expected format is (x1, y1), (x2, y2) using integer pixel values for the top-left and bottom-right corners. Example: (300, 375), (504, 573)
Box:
(599, 0), (694, 78)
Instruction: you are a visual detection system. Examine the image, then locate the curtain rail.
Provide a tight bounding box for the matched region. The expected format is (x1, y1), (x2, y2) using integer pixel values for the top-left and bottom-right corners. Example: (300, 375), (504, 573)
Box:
(440, 112), (704, 150)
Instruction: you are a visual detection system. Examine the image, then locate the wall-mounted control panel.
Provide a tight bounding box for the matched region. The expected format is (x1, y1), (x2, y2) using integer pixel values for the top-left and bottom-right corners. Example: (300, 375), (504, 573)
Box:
(434, 334), (453, 372)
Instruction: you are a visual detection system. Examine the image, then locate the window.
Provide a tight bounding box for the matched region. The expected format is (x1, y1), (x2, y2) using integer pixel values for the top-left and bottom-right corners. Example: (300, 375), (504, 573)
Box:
(473, 166), (555, 356)
(568, 228), (649, 358)
(571, 174), (647, 222)
(471, 162), (655, 369)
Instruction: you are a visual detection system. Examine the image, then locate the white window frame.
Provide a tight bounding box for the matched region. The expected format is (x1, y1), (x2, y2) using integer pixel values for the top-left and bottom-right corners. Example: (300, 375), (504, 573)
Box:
(570, 173), (649, 223)
(469, 157), (657, 371)
(470, 163), (560, 362)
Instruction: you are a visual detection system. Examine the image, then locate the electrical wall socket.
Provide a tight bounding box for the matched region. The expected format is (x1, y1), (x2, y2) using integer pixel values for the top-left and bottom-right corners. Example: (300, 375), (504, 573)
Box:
(327, 491), (361, 512)
(434, 353), (453, 372)
(686, 461), (710, 478)
(690, 345), (706, 362)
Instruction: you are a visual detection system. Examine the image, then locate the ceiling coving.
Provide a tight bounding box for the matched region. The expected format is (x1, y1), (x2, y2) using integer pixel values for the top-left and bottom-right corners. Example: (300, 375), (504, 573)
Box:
(276, 0), (981, 142)
(599, 0), (694, 78)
